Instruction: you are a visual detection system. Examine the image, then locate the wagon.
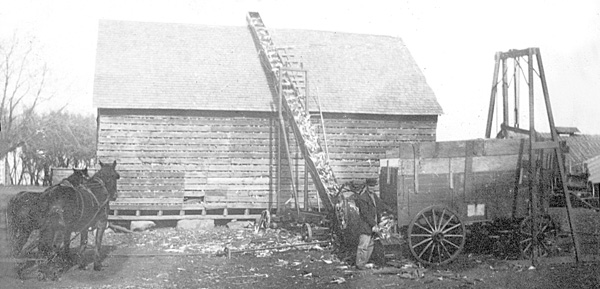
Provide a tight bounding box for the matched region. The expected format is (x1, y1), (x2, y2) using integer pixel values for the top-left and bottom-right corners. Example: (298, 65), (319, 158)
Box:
(378, 138), (599, 265)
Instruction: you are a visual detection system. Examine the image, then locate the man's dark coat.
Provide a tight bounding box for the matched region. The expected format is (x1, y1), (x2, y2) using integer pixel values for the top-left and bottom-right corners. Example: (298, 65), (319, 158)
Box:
(355, 190), (387, 235)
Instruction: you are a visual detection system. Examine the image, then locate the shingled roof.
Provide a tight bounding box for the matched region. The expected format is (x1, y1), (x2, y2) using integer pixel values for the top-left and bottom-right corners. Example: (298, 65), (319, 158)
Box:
(93, 20), (442, 116)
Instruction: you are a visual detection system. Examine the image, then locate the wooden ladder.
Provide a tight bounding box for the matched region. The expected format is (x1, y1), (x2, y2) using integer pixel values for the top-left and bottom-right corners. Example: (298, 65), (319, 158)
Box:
(246, 12), (338, 211)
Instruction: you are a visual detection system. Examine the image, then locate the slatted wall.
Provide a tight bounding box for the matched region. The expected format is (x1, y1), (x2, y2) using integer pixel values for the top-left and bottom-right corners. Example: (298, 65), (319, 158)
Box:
(278, 114), (437, 209)
(97, 109), (437, 219)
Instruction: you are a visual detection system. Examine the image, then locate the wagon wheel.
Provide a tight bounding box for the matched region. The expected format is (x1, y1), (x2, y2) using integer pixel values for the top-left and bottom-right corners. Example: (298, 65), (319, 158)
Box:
(407, 205), (466, 265)
(519, 215), (558, 259)
(301, 223), (313, 242)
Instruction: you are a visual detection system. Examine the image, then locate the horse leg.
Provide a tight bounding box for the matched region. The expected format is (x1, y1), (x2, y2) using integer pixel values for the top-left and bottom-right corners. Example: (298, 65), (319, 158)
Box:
(77, 229), (88, 270)
(13, 228), (31, 257)
(60, 231), (71, 261)
(93, 224), (106, 271)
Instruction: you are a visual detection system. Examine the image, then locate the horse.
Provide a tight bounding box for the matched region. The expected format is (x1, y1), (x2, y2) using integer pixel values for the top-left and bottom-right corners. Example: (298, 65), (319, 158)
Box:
(6, 168), (90, 258)
(40, 160), (119, 271)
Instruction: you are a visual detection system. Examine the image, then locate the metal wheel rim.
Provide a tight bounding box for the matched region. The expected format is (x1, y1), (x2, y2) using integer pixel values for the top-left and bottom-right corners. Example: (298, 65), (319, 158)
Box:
(519, 215), (557, 259)
(407, 205), (466, 265)
(301, 223), (313, 242)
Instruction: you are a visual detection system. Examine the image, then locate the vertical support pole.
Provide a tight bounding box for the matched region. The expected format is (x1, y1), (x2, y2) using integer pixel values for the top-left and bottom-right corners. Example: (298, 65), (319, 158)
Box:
(464, 141), (474, 204)
(412, 143), (420, 195)
(514, 58), (520, 128)
(278, 70), (301, 216)
(502, 57), (509, 128)
(535, 49), (581, 262)
(277, 71), (283, 214)
(485, 52), (501, 138)
(512, 139), (525, 217)
(527, 48), (539, 266)
(304, 70), (309, 211)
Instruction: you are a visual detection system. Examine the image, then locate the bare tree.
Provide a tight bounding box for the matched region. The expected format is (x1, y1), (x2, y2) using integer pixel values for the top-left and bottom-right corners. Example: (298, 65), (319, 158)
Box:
(0, 32), (49, 163)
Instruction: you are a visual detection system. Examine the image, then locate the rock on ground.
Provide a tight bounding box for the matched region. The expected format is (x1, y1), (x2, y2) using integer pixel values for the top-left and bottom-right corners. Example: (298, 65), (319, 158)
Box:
(177, 219), (214, 230)
(226, 220), (253, 230)
(130, 221), (156, 231)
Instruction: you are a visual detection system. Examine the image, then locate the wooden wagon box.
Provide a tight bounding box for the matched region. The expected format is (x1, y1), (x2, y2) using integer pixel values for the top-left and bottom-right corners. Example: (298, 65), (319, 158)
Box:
(379, 138), (559, 227)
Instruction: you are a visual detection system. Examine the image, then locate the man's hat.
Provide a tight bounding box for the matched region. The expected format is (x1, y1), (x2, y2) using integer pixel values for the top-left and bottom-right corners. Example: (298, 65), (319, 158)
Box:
(366, 178), (378, 187)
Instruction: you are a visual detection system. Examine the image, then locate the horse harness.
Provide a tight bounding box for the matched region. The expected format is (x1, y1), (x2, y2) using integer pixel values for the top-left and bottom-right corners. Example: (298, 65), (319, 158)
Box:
(60, 177), (110, 232)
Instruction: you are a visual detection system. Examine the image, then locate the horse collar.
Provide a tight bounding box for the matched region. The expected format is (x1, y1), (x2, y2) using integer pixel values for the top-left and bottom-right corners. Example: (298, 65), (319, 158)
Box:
(92, 176), (105, 187)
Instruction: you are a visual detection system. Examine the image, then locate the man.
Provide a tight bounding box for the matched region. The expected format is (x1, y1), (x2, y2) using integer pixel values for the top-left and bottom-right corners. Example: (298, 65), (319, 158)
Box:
(355, 178), (390, 270)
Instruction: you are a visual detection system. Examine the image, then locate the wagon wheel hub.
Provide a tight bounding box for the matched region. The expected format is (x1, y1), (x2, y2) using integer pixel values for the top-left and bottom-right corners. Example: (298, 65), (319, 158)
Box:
(432, 232), (444, 243)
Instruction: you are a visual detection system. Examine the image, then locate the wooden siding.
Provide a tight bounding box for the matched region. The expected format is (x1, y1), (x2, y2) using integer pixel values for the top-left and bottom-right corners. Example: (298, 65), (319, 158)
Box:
(97, 109), (437, 214)
(277, 113), (437, 209)
(97, 110), (277, 209)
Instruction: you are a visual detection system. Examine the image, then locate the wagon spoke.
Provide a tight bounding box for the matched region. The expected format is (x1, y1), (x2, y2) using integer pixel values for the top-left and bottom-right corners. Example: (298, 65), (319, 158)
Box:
(440, 214), (455, 232)
(442, 223), (462, 234)
(444, 234), (465, 238)
(411, 234), (433, 237)
(432, 208), (439, 231)
(418, 240), (434, 258)
(437, 243), (443, 264)
(422, 211), (434, 233)
(440, 241), (452, 257)
(442, 238), (461, 249)
(437, 209), (446, 231)
(522, 242), (532, 255)
(414, 223), (433, 234)
(427, 242), (435, 263)
(412, 237), (433, 248)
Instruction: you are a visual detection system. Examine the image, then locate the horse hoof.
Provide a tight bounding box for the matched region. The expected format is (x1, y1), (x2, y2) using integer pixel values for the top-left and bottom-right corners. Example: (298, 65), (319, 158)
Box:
(93, 264), (102, 271)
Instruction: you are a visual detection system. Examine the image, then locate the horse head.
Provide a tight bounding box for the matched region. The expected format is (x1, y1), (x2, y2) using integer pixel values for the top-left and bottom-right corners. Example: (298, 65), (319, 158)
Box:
(66, 167), (91, 187)
(94, 160), (120, 201)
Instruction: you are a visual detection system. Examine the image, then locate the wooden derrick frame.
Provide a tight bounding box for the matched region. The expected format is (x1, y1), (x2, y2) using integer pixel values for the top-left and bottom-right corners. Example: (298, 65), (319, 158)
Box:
(485, 48), (580, 264)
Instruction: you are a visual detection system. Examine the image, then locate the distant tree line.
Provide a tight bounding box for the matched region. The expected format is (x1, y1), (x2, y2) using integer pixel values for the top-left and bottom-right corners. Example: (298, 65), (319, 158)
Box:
(1, 32), (96, 185)
(13, 110), (97, 185)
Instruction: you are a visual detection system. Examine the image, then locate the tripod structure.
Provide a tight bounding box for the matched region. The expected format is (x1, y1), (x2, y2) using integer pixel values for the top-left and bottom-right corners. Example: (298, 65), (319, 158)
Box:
(485, 48), (580, 264)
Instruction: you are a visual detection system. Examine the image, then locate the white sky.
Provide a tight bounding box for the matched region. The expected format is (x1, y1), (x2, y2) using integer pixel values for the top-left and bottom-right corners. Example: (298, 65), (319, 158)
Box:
(1, 0), (599, 141)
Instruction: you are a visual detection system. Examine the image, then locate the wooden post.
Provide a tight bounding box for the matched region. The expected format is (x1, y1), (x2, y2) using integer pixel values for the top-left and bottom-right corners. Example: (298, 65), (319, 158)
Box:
(412, 143), (420, 194)
(304, 69), (309, 211)
(512, 139), (525, 217)
(514, 58), (520, 127)
(535, 49), (581, 262)
(527, 48), (539, 266)
(485, 52), (501, 138)
(502, 57), (509, 129)
(278, 70), (301, 216)
(277, 70), (283, 214)
(464, 141), (474, 203)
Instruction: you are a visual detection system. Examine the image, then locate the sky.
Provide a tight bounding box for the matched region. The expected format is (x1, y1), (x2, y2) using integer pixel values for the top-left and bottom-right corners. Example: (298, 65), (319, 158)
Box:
(1, 0), (599, 141)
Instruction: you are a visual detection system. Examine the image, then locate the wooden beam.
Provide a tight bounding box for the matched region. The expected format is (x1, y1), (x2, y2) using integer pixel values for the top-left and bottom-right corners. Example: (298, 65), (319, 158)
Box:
(502, 57), (509, 127)
(499, 48), (534, 59)
(536, 49), (581, 262)
(527, 48), (539, 266)
(485, 52), (501, 138)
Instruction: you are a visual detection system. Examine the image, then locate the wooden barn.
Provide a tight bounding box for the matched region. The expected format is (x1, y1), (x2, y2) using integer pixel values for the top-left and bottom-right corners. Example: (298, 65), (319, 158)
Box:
(92, 19), (443, 221)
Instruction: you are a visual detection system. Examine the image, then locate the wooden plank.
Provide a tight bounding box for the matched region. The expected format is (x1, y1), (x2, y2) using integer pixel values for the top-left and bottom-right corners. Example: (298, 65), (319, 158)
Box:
(98, 144), (276, 152)
(101, 116), (271, 126)
(113, 197), (183, 204)
(108, 214), (261, 221)
(98, 137), (273, 146)
(99, 150), (275, 158)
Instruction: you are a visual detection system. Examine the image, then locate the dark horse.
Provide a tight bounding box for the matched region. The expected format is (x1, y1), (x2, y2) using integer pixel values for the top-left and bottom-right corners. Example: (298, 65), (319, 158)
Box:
(40, 160), (119, 271)
(6, 168), (90, 258)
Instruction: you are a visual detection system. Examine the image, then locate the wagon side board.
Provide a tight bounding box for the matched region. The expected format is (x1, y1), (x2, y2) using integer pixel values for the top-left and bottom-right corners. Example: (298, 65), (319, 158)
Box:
(380, 139), (558, 227)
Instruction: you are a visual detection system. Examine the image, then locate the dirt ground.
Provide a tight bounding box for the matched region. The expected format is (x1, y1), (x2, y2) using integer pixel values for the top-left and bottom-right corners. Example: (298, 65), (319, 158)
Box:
(1, 224), (599, 289)
(1, 185), (599, 289)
